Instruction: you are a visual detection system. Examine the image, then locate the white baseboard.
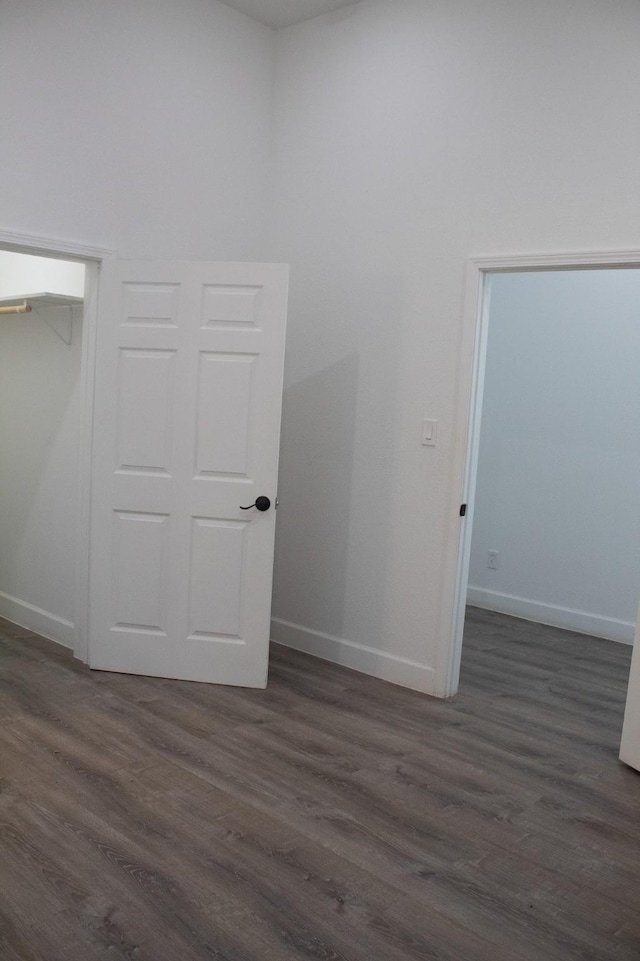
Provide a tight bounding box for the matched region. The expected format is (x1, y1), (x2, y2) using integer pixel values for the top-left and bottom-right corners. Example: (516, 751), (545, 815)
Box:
(467, 587), (635, 645)
(0, 591), (74, 649)
(270, 617), (437, 694)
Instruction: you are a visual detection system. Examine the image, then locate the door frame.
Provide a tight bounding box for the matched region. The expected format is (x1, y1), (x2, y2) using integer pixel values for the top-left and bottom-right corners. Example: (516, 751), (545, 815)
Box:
(436, 247), (640, 699)
(0, 228), (115, 662)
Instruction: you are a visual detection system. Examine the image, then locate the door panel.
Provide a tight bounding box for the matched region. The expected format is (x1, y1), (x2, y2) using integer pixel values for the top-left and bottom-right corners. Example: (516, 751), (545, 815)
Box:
(188, 517), (247, 639)
(116, 348), (176, 473)
(195, 352), (256, 476)
(89, 261), (288, 687)
(111, 510), (170, 636)
(620, 600), (640, 770)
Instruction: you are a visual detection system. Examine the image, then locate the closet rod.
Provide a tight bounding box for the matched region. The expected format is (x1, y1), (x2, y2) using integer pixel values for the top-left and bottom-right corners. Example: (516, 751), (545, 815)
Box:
(0, 302), (32, 315)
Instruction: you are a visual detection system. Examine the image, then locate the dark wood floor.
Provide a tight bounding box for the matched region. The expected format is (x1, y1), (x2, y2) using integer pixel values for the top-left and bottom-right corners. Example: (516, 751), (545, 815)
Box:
(0, 608), (638, 961)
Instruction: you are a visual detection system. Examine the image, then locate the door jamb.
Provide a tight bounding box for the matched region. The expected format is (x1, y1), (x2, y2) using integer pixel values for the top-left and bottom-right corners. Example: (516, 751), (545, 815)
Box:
(435, 248), (640, 698)
(0, 229), (115, 663)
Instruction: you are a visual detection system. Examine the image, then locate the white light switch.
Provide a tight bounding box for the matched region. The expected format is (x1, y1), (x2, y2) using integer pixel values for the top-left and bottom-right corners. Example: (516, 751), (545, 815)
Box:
(421, 418), (438, 447)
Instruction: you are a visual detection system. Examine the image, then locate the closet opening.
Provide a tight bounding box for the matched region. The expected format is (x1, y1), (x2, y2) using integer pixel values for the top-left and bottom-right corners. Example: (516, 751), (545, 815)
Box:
(0, 246), (94, 657)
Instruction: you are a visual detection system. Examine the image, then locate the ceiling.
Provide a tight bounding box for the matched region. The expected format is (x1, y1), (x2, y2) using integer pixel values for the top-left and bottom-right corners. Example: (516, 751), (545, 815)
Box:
(220, 0), (357, 29)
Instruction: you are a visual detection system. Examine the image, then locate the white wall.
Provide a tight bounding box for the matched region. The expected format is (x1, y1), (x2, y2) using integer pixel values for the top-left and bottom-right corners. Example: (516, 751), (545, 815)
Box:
(468, 270), (640, 644)
(0, 255), (85, 645)
(268, 0), (640, 692)
(0, 0), (275, 260)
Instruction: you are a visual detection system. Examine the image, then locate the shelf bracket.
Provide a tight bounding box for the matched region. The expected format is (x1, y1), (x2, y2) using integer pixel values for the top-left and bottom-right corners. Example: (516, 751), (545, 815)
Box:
(44, 305), (73, 346)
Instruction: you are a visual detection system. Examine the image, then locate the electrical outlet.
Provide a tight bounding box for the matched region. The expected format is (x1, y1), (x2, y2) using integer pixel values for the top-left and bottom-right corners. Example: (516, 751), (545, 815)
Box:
(487, 550), (500, 570)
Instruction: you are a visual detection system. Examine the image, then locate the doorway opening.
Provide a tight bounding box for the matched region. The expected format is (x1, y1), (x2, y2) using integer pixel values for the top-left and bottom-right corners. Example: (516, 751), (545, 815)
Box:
(0, 232), (110, 663)
(443, 251), (640, 698)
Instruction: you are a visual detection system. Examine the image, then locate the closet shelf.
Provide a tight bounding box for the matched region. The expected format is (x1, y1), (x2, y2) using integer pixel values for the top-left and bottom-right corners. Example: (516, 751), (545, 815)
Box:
(0, 292), (83, 309)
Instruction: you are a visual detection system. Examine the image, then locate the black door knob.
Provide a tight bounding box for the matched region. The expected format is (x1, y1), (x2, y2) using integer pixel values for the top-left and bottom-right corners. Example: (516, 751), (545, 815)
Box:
(240, 496), (271, 512)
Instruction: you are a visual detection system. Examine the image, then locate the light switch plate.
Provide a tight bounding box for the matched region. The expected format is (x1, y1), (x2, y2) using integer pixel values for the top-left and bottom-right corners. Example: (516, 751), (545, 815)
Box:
(421, 418), (438, 447)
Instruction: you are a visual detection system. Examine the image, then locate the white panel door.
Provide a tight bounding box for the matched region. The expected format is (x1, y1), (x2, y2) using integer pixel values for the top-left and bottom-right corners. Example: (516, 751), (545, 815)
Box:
(89, 261), (288, 687)
(620, 600), (640, 770)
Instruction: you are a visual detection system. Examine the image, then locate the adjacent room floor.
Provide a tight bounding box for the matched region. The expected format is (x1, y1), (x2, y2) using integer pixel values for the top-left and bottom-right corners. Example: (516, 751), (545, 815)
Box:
(0, 608), (638, 961)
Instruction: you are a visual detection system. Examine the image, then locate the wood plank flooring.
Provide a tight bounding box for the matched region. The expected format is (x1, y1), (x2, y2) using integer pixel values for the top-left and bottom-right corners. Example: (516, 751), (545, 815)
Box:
(0, 607), (638, 961)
